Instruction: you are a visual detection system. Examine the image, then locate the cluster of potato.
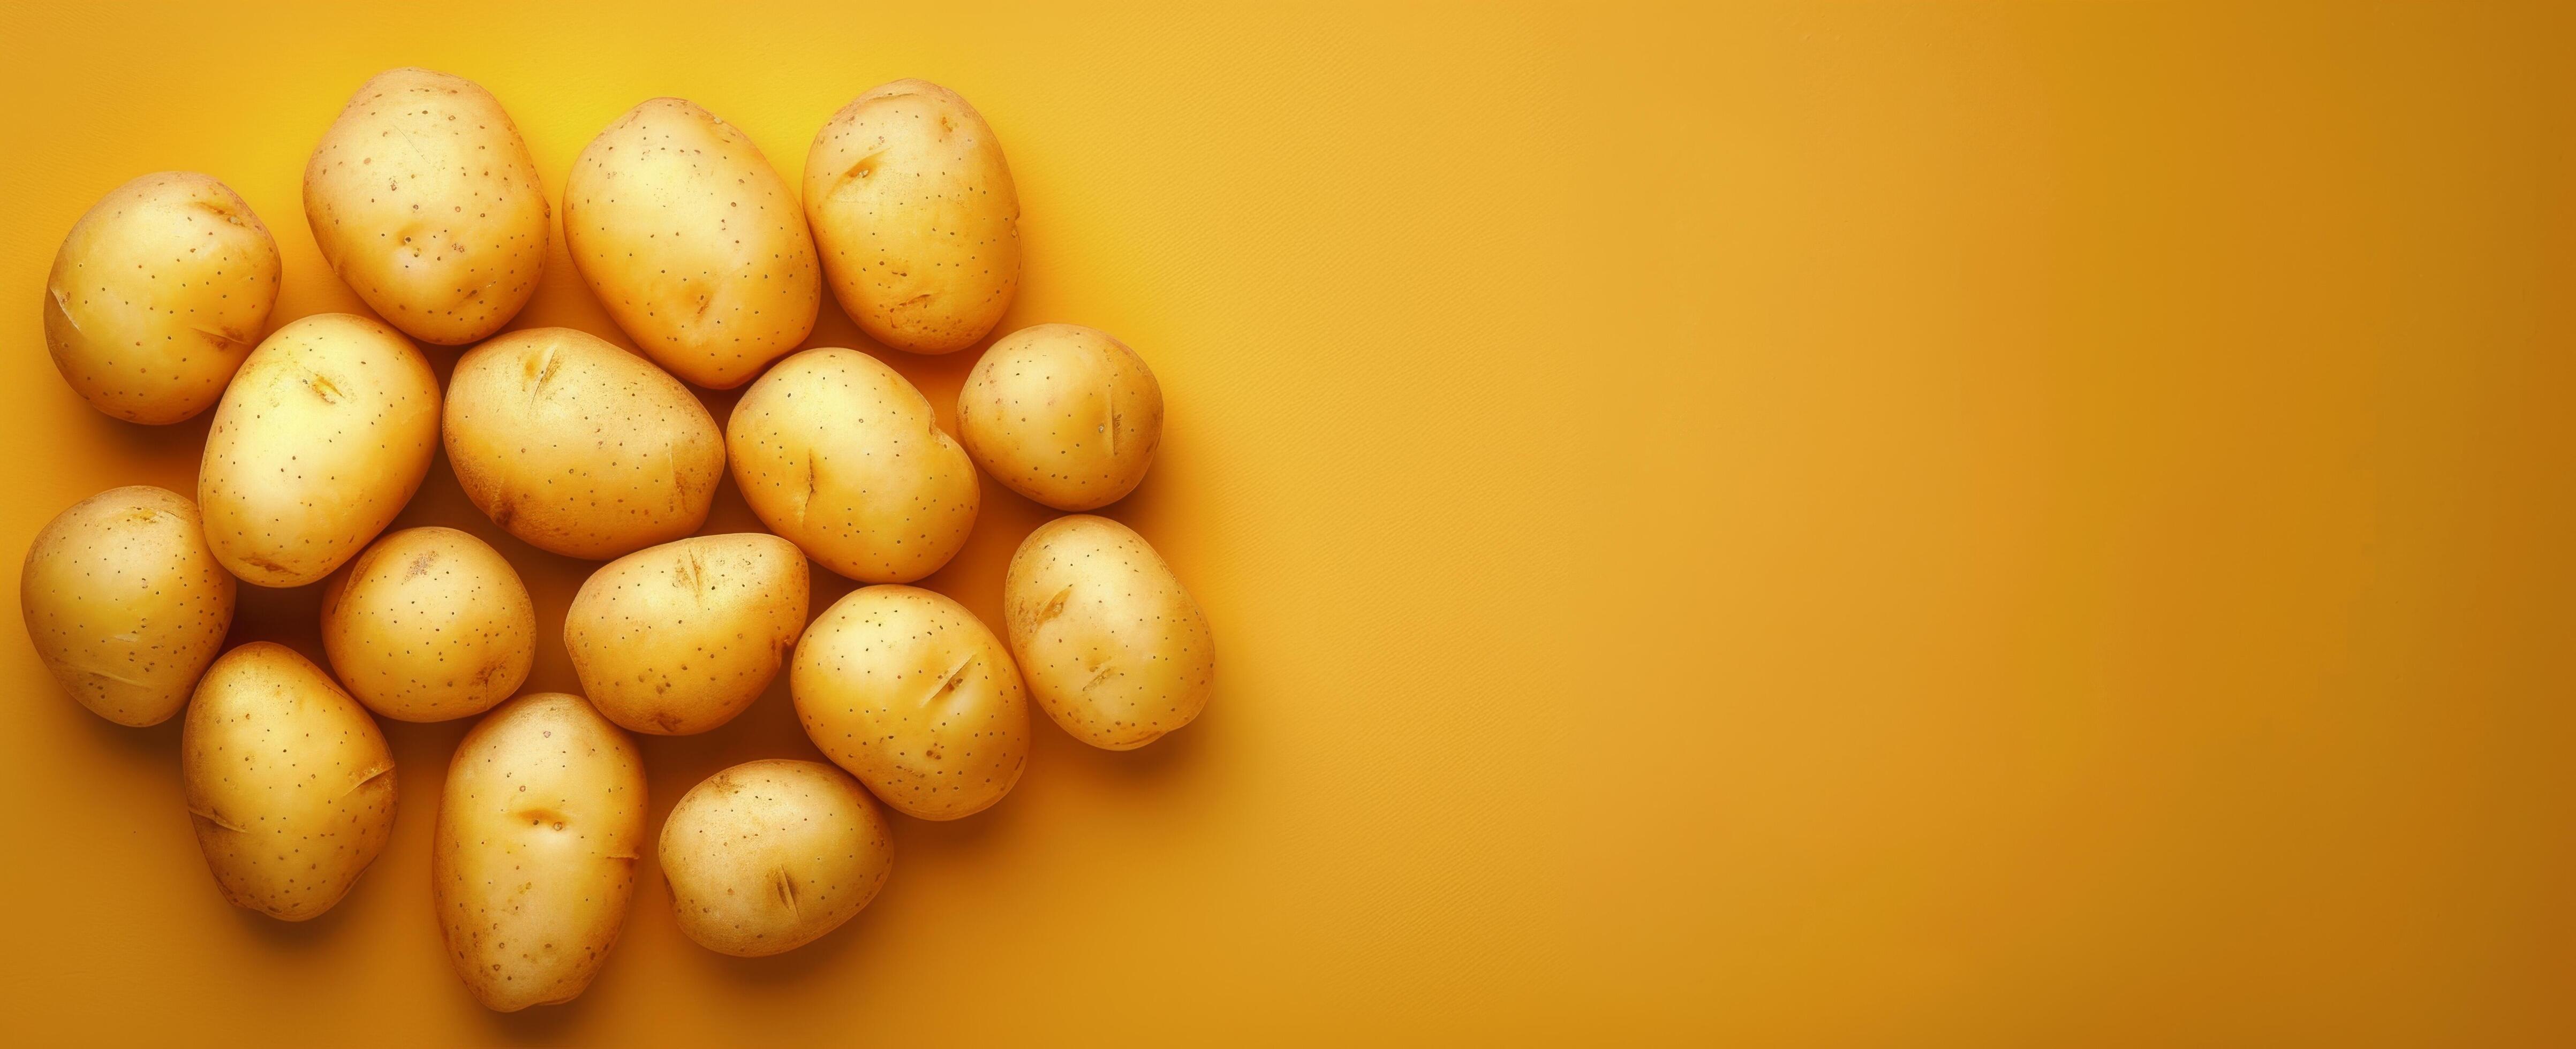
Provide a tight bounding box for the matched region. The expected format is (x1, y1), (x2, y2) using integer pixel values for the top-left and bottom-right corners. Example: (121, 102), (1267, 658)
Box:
(22, 67), (1212, 1011)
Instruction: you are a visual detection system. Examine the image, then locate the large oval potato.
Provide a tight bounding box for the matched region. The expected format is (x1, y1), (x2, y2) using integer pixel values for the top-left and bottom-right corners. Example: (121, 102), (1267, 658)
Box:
(20, 486), (235, 726)
(199, 313), (441, 587)
(434, 693), (645, 1012)
(957, 324), (1165, 510)
(565, 97), (820, 389)
(305, 67), (547, 345)
(565, 532), (808, 735)
(182, 642), (397, 921)
(444, 327), (724, 559)
(659, 759), (892, 956)
(1003, 515), (1214, 750)
(805, 79), (1019, 354)
(44, 172), (281, 424)
(321, 526), (534, 722)
(728, 347), (977, 582)
(792, 585), (1029, 820)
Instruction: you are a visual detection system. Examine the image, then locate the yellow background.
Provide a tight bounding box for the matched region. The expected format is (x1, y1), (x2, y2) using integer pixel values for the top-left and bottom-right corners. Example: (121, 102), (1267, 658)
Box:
(2, 1), (2571, 1043)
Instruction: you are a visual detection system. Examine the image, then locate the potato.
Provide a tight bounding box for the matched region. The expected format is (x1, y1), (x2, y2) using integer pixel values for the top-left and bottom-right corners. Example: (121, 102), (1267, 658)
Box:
(1003, 515), (1213, 750)
(957, 324), (1165, 510)
(565, 97), (820, 389)
(565, 533), (807, 735)
(199, 313), (441, 587)
(320, 526), (533, 722)
(305, 67), (548, 345)
(659, 759), (892, 956)
(805, 80), (1019, 354)
(792, 586), (1029, 820)
(44, 172), (281, 424)
(182, 642), (396, 921)
(20, 487), (235, 726)
(728, 347), (977, 582)
(434, 693), (645, 1012)
(444, 327), (725, 559)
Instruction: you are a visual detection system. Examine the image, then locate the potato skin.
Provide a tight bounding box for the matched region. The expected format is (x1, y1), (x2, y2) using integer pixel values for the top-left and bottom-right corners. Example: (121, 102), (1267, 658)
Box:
(44, 172), (281, 424)
(182, 642), (396, 921)
(727, 347), (978, 582)
(659, 759), (892, 956)
(566, 97), (820, 389)
(320, 527), (534, 722)
(444, 327), (725, 559)
(199, 313), (441, 587)
(792, 586), (1029, 820)
(1003, 515), (1214, 750)
(957, 324), (1165, 510)
(805, 79), (1019, 354)
(305, 67), (547, 345)
(434, 693), (645, 1012)
(20, 487), (235, 726)
(565, 533), (809, 735)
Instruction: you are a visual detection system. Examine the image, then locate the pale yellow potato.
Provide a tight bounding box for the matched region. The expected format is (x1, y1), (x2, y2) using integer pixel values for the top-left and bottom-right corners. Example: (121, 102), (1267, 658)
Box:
(728, 347), (978, 582)
(434, 693), (645, 1012)
(805, 79), (1019, 354)
(957, 324), (1165, 510)
(792, 585), (1029, 820)
(320, 526), (533, 722)
(565, 97), (820, 389)
(1003, 515), (1214, 750)
(182, 642), (396, 921)
(565, 532), (808, 735)
(659, 759), (892, 956)
(444, 327), (725, 559)
(199, 313), (440, 587)
(20, 486), (235, 726)
(44, 172), (281, 424)
(305, 67), (547, 345)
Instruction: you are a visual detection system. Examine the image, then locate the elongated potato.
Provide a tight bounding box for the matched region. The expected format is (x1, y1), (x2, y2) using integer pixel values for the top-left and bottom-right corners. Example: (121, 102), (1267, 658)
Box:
(21, 486), (235, 726)
(805, 80), (1019, 354)
(435, 693), (645, 1012)
(728, 347), (977, 582)
(957, 324), (1165, 510)
(565, 97), (820, 388)
(659, 759), (893, 956)
(792, 586), (1029, 820)
(182, 642), (396, 921)
(565, 532), (808, 735)
(44, 172), (281, 423)
(321, 526), (534, 722)
(199, 313), (440, 587)
(1003, 515), (1213, 750)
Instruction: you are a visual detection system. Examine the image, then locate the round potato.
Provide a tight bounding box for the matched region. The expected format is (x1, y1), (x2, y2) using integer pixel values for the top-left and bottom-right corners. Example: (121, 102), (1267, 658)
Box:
(20, 486), (235, 726)
(434, 693), (645, 1012)
(305, 67), (547, 345)
(444, 327), (724, 559)
(321, 526), (534, 722)
(1003, 515), (1214, 750)
(44, 172), (281, 424)
(182, 642), (396, 921)
(565, 532), (808, 735)
(957, 324), (1165, 510)
(792, 586), (1029, 820)
(566, 97), (820, 389)
(805, 79), (1019, 354)
(659, 759), (893, 956)
(728, 347), (978, 582)
(199, 313), (440, 587)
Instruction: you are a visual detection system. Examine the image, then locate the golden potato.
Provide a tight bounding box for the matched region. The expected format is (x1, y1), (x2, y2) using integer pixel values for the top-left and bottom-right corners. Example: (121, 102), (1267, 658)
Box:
(44, 172), (281, 424)
(182, 642), (396, 921)
(1003, 515), (1213, 750)
(728, 347), (977, 582)
(320, 526), (534, 722)
(792, 585), (1029, 820)
(805, 79), (1019, 354)
(565, 532), (808, 735)
(957, 324), (1165, 510)
(659, 759), (892, 956)
(20, 486), (235, 726)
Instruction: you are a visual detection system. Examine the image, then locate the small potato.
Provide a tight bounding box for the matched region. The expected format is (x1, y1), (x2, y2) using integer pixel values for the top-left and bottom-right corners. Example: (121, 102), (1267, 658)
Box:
(44, 172), (281, 423)
(444, 327), (725, 559)
(305, 67), (548, 345)
(957, 324), (1165, 510)
(728, 347), (978, 582)
(182, 642), (396, 921)
(565, 533), (809, 735)
(565, 97), (820, 388)
(659, 759), (892, 956)
(792, 586), (1029, 820)
(321, 526), (534, 722)
(435, 693), (645, 1012)
(20, 486), (235, 726)
(199, 313), (441, 587)
(805, 80), (1019, 354)
(1003, 515), (1214, 750)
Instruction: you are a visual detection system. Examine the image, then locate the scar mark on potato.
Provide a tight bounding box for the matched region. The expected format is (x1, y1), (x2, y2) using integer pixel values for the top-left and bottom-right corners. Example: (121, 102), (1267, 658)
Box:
(344, 762), (396, 798)
(193, 325), (256, 352)
(47, 285), (82, 337)
(300, 366), (346, 404)
(772, 868), (800, 917)
(192, 197), (246, 226)
(1035, 586), (1074, 626)
(66, 663), (152, 689)
(828, 151), (886, 201)
(525, 345), (563, 407)
(1078, 662), (1121, 693)
(188, 807), (250, 833)
(928, 655), (976, 703)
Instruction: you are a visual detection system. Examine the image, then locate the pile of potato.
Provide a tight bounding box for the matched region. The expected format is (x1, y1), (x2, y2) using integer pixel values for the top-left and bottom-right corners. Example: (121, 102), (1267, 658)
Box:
(22, 69), (1211, 1011)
